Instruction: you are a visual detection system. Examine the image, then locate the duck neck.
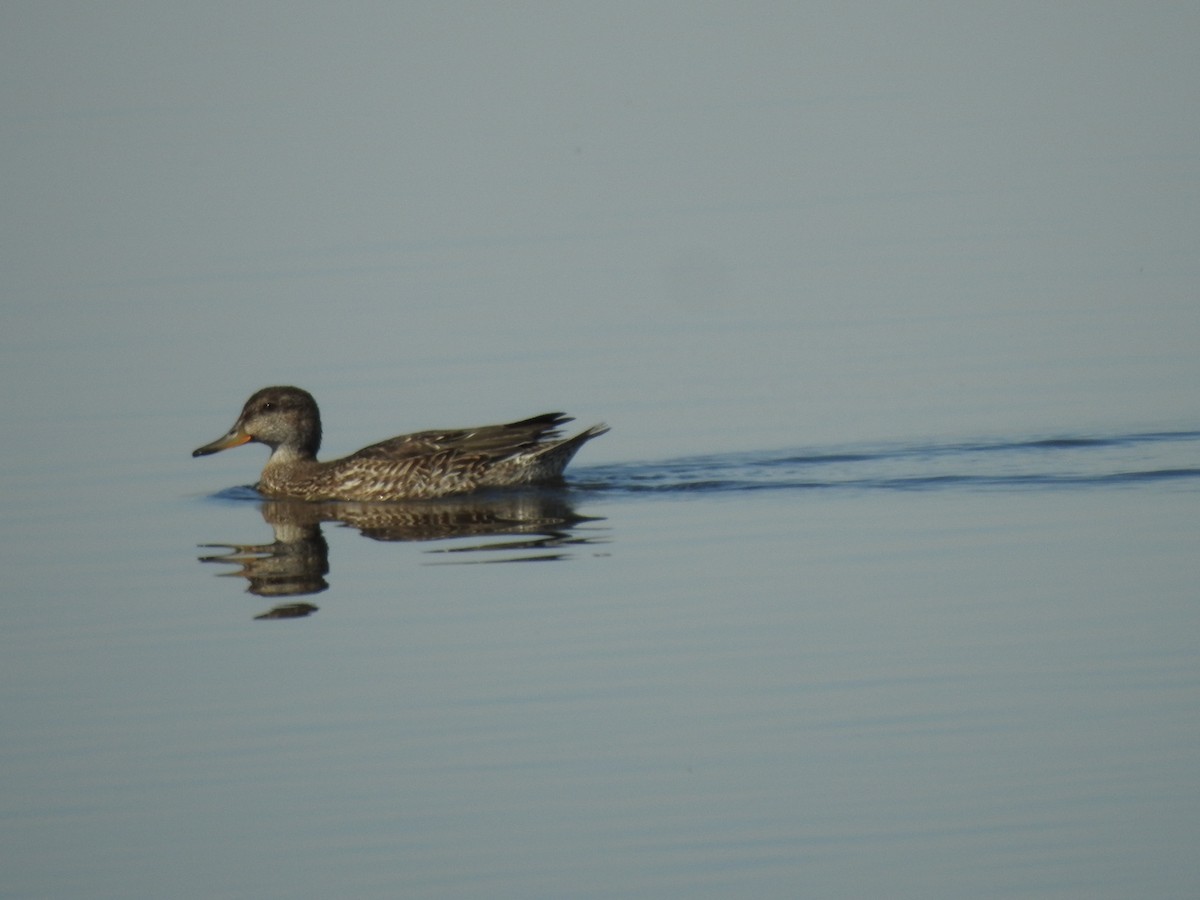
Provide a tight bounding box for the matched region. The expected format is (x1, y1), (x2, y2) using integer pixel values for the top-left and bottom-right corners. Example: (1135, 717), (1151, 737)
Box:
(265, 444), (319, 469)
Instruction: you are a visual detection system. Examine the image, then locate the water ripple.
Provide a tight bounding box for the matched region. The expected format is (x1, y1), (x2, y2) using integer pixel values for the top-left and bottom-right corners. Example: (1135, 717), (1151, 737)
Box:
(574, 430), (1200, 496)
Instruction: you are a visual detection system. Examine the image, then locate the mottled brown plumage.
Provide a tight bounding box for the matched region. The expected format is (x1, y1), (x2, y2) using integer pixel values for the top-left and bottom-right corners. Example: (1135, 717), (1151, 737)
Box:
(193, 386), (608, 501)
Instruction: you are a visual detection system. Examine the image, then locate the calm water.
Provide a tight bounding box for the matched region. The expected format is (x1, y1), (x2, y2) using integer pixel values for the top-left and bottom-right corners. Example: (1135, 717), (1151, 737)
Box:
(4, 431), (1198, 898)
(3, 5), (1199, 898)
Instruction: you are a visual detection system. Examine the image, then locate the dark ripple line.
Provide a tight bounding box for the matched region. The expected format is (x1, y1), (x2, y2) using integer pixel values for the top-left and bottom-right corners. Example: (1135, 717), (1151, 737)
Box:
(577, 469), (1200, 496)
(776, 430), (1200, 464)
(1099, 468), (1200, 483)
(573, 430), (1200, 496)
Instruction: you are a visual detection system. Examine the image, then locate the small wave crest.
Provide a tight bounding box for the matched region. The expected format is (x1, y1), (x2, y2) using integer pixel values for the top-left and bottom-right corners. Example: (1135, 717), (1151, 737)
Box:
(573, 430), (1200, 496)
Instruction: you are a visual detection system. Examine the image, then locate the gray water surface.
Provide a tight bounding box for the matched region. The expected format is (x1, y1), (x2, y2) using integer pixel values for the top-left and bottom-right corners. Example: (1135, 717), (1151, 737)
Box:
(5, 435), (1198, 898)
(3, 5), (1198, 898)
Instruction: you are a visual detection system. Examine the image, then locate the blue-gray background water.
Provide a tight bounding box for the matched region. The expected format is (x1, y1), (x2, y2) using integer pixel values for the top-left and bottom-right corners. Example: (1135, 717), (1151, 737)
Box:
(2, 5), (1197, 898)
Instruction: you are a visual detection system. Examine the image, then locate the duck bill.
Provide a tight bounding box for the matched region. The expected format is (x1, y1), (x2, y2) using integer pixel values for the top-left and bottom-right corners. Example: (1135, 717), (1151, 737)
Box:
(192, 428), (253, 457)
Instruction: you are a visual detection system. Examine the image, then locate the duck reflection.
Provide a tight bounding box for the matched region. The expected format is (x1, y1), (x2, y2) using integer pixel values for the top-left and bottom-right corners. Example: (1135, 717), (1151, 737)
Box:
(199, 490), (605, 617)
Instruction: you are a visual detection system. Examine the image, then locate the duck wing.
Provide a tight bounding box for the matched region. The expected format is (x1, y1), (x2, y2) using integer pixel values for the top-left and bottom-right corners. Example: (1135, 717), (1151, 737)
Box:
(347, 413), (574, 462)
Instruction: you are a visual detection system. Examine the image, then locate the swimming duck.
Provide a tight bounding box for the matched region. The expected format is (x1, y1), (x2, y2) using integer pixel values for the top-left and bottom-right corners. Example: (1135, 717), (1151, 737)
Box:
(193, 386), (608, 501)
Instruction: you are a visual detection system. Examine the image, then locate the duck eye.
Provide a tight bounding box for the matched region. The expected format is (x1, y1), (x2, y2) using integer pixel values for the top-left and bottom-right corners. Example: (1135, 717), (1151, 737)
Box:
(262, 402), (275, 411)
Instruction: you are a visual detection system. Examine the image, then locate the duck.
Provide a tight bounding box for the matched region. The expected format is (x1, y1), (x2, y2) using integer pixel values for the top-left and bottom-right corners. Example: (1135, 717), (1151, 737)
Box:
(193, 386), (608, 501)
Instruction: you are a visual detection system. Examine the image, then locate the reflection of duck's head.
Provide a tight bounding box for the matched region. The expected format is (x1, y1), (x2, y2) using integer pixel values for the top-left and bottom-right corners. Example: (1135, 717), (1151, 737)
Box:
(193, 386), (321, 461)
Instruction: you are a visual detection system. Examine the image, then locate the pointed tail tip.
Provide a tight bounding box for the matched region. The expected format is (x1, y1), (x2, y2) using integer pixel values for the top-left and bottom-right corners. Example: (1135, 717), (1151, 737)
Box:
(584, 423), (611, 439)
